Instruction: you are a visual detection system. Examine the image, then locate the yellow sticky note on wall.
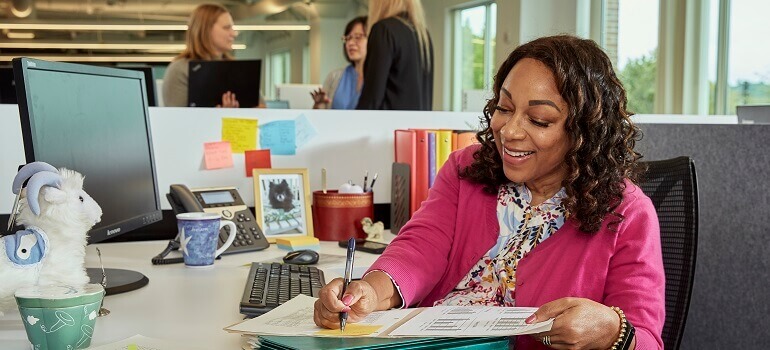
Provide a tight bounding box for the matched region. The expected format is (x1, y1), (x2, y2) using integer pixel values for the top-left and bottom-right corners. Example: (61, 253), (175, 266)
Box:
(222, 117), (258, 153)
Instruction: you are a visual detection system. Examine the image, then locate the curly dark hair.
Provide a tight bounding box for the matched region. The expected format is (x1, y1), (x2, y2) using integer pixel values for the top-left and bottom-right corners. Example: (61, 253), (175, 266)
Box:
(460, 35), (644, 233)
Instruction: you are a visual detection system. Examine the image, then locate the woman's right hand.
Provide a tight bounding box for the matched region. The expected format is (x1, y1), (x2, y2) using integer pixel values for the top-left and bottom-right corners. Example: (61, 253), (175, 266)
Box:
(310, 88), (330, 109)
(313, 277), (381, 329)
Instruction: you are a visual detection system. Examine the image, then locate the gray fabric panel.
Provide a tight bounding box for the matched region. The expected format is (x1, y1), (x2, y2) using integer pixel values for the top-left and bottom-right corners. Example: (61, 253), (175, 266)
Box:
(637, 124), (770, 350)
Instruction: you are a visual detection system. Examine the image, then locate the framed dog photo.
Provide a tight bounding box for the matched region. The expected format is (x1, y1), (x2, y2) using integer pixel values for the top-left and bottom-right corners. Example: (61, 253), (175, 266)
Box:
(253, 168), (314, 242)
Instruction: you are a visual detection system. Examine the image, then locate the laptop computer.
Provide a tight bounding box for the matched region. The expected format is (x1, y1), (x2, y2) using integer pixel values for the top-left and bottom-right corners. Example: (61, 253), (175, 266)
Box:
(188, 59), (261, 108)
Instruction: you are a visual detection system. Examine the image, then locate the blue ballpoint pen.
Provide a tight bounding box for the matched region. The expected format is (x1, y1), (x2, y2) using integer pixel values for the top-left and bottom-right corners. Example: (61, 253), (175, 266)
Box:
(340, 237), (356, 332)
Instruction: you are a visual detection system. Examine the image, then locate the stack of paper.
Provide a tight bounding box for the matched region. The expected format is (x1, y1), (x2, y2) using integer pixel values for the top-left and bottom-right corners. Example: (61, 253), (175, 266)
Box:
(275, 236), (320, 251)
(224, 294), (553, 339)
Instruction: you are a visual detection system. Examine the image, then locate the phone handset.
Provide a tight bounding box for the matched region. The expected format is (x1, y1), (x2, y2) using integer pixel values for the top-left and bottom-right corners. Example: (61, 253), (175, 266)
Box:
(167, 184), (204, 214)
(154, 184), (203, 265)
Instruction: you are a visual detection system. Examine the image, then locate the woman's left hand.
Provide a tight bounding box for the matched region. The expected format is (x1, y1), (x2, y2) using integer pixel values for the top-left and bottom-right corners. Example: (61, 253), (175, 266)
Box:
(526, 297), (621, 349)
(217, 91), (240, 108)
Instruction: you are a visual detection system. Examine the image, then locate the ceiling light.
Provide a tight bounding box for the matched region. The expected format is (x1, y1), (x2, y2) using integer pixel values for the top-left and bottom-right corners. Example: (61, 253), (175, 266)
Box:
(0, 23), (309, 31)
(0, 42), (246, 50)
(233, 25), (310, 31)
(0, 55), (176, 63)
(6, 32), (35, 39)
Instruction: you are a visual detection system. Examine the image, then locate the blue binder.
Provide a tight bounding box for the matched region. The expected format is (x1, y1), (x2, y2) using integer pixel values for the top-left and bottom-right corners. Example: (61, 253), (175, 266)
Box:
(256, 336), (509, 349)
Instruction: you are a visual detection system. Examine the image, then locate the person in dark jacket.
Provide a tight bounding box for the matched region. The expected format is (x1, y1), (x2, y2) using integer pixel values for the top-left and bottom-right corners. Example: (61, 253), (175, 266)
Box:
(356, 0), (433, 111)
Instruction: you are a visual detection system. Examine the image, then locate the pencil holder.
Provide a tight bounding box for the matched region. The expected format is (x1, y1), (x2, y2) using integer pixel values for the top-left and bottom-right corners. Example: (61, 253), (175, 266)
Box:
(311, 190), (373, 241)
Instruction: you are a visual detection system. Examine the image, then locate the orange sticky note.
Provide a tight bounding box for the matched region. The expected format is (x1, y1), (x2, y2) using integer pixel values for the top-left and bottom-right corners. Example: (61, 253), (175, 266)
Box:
(203, 141), (234, 170)
(245, 149), (271, 177)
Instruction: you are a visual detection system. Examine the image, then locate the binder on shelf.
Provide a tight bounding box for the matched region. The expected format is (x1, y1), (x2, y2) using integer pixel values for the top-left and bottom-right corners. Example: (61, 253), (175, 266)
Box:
(394, 129), (417, 216)
(411, 129), (430, 211)
(455, 130), (478, 150)
(436, 130), (452, 171)
(428, 131), (436, 188)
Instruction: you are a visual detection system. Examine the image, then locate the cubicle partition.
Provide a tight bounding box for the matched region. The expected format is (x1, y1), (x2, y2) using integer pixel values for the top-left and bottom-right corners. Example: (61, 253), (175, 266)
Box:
(1, 105), (767, 349)
(636, 124), (770, 350)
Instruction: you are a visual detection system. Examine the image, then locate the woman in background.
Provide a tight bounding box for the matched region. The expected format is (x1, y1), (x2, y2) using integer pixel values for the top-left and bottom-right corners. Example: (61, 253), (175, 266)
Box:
(163, 3), (240, 107)
(311, 16), (367, 110)
(356, 0), (433, 110)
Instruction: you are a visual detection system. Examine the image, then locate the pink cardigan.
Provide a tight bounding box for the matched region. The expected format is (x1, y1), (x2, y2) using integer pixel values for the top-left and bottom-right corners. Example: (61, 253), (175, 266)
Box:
(369, 145), (665, 350)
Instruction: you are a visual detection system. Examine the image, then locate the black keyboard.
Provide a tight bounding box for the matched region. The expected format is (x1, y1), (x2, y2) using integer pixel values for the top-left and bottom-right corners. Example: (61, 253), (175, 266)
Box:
(239, 262), (325, 317)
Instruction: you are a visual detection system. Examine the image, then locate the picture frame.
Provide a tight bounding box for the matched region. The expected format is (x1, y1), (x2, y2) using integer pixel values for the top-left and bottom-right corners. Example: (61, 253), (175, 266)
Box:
(253, 168), (314, 242)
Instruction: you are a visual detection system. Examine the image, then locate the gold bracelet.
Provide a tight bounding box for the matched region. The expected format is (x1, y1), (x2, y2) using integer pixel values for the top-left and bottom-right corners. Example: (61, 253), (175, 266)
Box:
(609, 306), (628, 350)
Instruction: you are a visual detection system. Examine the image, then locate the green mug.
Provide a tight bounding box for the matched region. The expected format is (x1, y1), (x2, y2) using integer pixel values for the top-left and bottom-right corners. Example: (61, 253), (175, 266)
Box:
(15, 284), (105, 350)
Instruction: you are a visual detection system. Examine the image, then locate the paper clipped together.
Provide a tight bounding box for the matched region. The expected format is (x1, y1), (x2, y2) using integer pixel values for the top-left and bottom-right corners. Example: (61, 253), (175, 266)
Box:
(224, 294), (553, 338)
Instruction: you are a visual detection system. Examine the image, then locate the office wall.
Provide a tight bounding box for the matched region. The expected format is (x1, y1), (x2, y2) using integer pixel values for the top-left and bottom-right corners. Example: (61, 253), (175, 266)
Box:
(637, 124), (770, 349)
(0, 105), (479, 213)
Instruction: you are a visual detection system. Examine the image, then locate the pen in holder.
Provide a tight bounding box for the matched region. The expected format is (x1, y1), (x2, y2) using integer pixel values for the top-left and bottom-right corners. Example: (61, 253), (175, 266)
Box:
(311, 190), (373, 241)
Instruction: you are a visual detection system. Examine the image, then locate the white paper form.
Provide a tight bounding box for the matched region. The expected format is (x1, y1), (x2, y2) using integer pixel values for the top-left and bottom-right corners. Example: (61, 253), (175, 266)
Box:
(388, 306), (553, 337)
(224, 294), (415, 337)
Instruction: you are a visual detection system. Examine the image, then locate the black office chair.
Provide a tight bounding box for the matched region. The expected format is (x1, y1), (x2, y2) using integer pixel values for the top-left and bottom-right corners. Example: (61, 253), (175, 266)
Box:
(638, 156), (698, 350)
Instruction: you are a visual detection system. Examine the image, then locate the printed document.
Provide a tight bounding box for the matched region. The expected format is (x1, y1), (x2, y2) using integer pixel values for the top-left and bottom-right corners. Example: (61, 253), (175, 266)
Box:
(224, 294), (552, 338)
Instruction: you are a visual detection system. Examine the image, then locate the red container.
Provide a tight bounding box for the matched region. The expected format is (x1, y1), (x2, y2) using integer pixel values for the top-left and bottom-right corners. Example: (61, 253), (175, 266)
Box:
(312, 190), (373, 241)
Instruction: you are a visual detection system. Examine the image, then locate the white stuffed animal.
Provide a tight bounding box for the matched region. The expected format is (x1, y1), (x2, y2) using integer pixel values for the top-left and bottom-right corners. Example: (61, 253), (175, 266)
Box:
(0, 162), (102, 314)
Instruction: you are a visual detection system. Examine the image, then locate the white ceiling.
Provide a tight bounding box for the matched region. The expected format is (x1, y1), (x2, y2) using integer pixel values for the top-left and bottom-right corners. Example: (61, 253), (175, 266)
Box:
(0, 0), (359, 61)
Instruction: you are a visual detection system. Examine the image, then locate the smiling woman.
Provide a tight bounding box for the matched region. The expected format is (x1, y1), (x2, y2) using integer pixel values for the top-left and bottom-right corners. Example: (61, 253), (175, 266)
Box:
(314, 35), (665, 350)
(162, 3), (242, 108)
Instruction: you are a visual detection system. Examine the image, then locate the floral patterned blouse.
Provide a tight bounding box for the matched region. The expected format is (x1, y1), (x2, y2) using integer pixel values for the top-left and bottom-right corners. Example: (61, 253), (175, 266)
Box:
(435, 182), (567, 306)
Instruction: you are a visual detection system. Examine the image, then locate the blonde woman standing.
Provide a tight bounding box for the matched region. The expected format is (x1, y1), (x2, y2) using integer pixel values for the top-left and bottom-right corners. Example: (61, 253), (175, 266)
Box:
(356, 0), (433, 110)
(162, 3), (240, 107)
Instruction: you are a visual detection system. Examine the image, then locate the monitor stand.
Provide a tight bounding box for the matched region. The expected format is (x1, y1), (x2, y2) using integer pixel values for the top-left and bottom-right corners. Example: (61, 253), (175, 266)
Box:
(86, 268), (149, 295)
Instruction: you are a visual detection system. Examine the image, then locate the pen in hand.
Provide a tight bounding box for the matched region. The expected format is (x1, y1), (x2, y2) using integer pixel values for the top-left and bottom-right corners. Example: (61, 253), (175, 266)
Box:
(340, 237), (356, 332)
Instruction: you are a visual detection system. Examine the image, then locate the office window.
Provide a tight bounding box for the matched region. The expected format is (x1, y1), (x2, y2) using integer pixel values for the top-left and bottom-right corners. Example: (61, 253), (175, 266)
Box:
(451, 2), (496, 112)
(709, 0), (770, 114)
(604, 0), (659, 114)
(266, 50), (290, 99)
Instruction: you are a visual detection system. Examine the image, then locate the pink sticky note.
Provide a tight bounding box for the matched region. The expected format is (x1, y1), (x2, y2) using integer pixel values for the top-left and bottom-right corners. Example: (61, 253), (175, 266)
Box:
(203, 141), (234, 170)
(245, 149), (271, 177)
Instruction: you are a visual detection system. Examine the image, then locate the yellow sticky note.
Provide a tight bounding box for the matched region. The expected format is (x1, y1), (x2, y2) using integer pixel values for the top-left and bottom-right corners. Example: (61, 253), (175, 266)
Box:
(127, 345), (138, 350)
(203, 141), (234, 170)
(222, 118), (258, 153)
(315, 324), (382, 336)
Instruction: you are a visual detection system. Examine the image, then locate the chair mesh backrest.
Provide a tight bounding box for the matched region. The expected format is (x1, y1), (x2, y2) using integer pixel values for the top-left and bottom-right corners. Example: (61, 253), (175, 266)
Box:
(638, 157), (698, 350)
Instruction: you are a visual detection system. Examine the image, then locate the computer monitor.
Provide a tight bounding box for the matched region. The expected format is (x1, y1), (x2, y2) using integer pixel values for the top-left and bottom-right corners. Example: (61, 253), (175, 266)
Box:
(736, 105), (770, 124)
(13, 57), (162, 294)
(188, 59), (262, 107)
(0, 67), (18, 104)
(118, 66), (158, 107)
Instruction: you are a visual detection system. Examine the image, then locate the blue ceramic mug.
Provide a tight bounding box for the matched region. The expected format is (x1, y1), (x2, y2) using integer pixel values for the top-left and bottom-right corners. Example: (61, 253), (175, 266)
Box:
(176, 212), (237, 268)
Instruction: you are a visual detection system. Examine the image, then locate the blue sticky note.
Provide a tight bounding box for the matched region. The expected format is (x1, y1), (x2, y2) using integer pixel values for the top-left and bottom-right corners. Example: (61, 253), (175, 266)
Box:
(294, 114), (317, 148)
(259, 120), (296, 155)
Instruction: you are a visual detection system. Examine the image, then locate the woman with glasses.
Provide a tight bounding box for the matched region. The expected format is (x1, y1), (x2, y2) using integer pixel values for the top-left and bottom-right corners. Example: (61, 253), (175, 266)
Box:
(356, 0), (433, 110)
(311, 16), (367, 110)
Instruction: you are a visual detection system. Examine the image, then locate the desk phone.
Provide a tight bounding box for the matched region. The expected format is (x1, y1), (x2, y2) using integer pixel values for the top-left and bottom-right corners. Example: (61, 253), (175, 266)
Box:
(167, 184), (270, 254)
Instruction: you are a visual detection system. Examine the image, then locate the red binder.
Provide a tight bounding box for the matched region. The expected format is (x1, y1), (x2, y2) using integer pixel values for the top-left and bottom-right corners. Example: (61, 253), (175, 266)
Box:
(411, 129), (430, 209)
(394, 129), (431, 215)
